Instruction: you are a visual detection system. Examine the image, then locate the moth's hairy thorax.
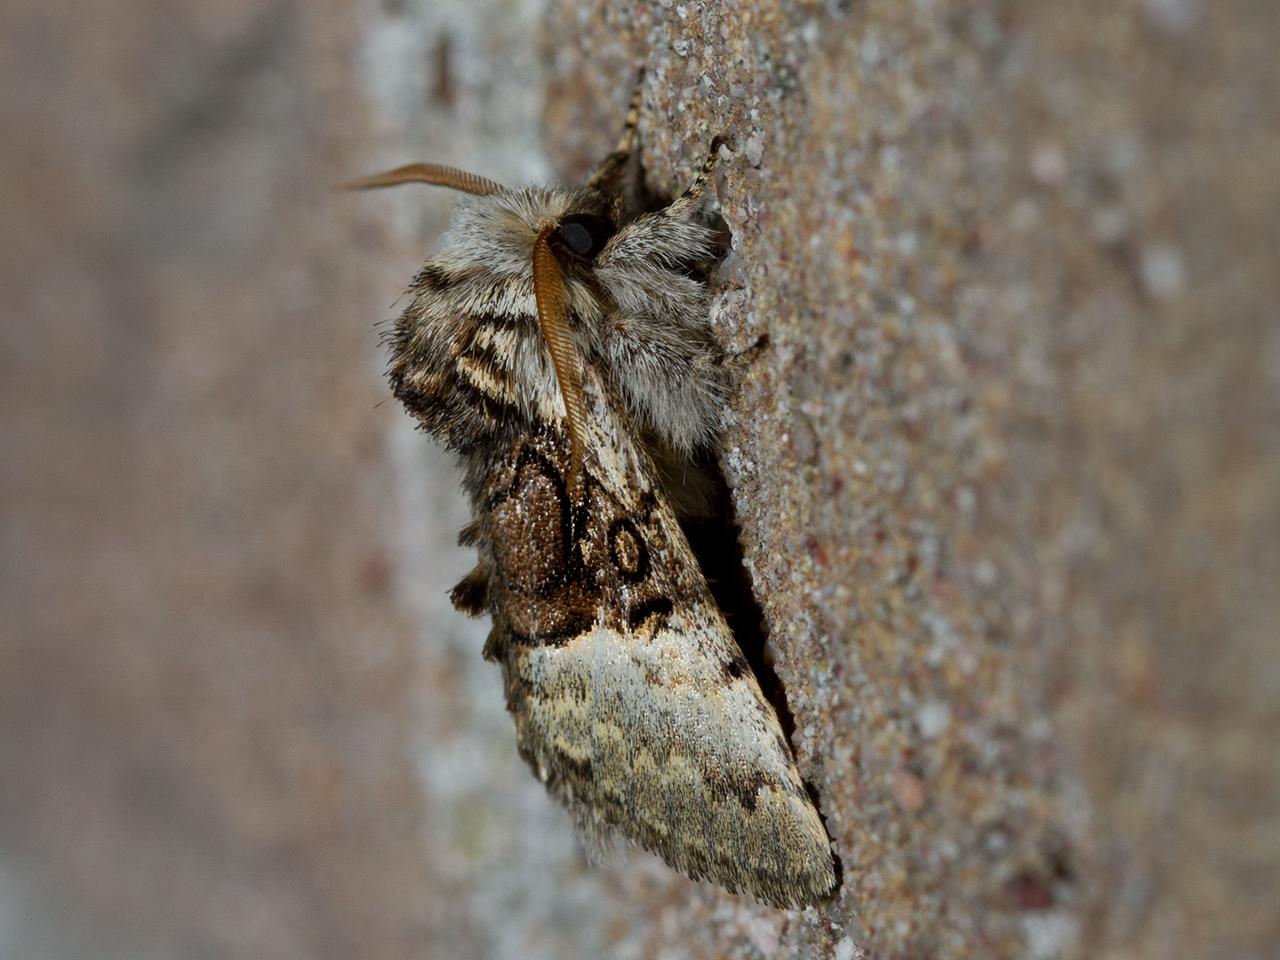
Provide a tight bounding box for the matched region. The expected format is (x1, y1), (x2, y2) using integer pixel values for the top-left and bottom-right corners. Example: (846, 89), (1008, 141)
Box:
(386, 186), (725, 467)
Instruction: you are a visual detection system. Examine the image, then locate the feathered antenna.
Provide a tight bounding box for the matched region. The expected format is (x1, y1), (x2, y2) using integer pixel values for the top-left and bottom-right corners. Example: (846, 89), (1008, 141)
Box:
(337, 163), (505, 196)
(531, 226), (588, 494)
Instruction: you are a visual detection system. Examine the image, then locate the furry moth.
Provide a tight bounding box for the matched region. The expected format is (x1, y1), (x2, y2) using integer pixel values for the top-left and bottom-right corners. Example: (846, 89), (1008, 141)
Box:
(347, 89), (836, 909)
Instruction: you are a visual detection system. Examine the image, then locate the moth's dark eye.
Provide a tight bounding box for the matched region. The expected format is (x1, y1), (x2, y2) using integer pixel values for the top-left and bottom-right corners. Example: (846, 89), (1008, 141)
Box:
(554, 213), (615, 259)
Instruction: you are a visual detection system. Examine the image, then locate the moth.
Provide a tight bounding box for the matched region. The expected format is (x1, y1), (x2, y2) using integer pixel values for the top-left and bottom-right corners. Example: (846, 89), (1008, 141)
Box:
(346, 88), (836, 909)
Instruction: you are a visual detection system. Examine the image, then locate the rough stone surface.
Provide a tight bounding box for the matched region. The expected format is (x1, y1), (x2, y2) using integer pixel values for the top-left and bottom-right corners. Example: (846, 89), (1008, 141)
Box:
(2, 1), (1276, 958)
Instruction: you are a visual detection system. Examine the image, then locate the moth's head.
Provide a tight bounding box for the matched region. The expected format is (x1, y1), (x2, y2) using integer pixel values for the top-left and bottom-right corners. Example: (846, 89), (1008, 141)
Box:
(339, 162), (615, 266)
(437, 183), (620, 284)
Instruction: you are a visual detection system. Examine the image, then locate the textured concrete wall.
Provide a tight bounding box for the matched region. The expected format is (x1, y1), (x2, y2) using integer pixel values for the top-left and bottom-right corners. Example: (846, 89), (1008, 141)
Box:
(2, 1), (1276, 958)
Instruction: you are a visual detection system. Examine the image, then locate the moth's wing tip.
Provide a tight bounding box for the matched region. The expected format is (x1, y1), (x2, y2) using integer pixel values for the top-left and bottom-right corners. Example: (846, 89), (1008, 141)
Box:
(781, 810), (841, 908)
(767, 857), (840, 910)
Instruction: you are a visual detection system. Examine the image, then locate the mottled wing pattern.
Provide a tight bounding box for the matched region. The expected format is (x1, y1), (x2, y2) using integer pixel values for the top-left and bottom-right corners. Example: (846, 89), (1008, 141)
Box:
(466, 375), (836, 909)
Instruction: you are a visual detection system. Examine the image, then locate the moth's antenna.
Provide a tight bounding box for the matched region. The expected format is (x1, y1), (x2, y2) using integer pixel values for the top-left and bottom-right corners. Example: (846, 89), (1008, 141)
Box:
(531, 226), (588, 493)
(338, 163), (505, 196)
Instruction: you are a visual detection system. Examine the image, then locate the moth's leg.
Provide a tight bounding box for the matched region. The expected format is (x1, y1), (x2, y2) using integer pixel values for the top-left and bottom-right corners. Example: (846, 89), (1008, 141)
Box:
(663, 135), (727, 221)
(596, 136), (726, 271)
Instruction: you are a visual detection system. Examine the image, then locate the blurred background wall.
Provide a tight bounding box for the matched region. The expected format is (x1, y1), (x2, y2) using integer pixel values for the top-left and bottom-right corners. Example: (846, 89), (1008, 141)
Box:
(1, 1), (1276, 958)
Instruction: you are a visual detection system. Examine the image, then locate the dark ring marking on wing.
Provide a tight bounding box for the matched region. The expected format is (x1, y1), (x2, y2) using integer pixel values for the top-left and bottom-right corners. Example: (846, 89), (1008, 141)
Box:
(607, 516), (650, 582)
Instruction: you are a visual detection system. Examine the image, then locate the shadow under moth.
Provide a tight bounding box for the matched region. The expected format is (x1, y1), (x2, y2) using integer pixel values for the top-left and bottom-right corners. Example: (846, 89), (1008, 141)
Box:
(346, 89), (835, 909)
